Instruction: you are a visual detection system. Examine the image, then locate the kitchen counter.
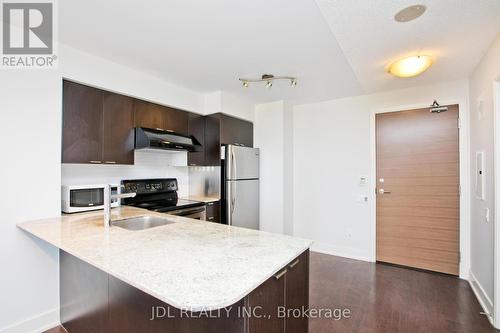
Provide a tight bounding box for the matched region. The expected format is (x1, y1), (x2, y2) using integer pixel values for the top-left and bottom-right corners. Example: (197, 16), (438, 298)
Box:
(17, 207), (312, 311)
(181, 195), (220, 203)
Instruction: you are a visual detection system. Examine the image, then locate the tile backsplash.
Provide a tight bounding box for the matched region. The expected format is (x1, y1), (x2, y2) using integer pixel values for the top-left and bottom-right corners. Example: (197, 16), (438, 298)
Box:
(62, 150), (190, 196)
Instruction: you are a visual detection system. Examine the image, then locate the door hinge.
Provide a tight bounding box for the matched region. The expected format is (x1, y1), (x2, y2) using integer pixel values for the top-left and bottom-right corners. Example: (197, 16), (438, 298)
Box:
(459, 184), (461, 196)
(459, 252), (461, 263)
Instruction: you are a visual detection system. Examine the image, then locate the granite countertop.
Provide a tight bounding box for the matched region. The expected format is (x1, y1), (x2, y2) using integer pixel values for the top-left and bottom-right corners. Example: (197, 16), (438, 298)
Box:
(17, 207), (312, 311)
(181, 196), (220, 203)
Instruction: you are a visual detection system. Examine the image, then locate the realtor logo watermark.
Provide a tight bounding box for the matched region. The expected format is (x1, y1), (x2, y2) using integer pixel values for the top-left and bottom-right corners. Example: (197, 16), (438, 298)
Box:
(1, 0), (57, 68)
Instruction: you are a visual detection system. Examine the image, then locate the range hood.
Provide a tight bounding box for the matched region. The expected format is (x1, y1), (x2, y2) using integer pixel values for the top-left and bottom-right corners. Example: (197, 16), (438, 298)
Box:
(134, 127), (201, 152)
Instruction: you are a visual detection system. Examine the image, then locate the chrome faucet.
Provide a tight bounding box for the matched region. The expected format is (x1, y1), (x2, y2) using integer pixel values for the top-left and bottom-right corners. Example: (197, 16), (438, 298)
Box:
(104, 184), (136, 228)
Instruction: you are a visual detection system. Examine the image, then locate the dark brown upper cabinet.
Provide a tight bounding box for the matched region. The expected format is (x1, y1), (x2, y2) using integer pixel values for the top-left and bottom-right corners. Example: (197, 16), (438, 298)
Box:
(193, 113), (253, 167)
(165, 107), (189, 135)
(218, 113), (254, 147)
(62, 80), (134, 165)
(133, 100), (167, 131)
(102, 92), (135, 165)
(134, 101), (189, 136)
(187, 113), (205, 166)
(62, 81), (104, 164)
(204, 115), (222, 166)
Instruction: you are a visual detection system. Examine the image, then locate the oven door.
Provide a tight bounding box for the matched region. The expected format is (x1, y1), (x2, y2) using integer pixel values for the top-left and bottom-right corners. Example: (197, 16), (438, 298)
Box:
(167, 206), (206, 220)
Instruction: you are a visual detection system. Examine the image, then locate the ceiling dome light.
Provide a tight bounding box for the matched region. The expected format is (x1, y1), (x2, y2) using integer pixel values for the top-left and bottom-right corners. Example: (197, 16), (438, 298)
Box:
(388, 55), (433, 78)
(395, 5), (426, 23)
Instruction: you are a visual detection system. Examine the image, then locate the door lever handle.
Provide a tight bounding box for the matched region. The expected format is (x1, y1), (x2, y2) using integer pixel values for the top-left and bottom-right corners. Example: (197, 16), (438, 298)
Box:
(378, 189), (391, 194)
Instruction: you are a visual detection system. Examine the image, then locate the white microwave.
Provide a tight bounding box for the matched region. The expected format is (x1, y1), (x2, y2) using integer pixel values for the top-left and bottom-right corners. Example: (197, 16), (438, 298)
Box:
(61, 184), (120, 213)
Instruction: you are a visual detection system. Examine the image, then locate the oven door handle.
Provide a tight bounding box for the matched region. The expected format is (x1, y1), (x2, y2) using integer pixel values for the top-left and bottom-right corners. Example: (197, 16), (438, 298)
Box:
(169, 207), (206, 216)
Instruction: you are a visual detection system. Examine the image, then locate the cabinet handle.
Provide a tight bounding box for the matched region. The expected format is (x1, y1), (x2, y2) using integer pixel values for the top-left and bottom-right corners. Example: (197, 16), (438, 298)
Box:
(208, 217), (215, 221)
(105, 161), (116, 164)
(288, 259), (300, 269)
(190, 164), (197, 166)
(207, 202), (214, 206)
(155, 128), (165, 131)
(274, 269), (287, 280)
(166, 129), (174, 133)
(89, 160), (102, 164)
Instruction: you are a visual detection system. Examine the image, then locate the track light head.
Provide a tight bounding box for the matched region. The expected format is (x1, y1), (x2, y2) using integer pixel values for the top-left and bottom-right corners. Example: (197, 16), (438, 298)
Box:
(266, 81), (273, 88)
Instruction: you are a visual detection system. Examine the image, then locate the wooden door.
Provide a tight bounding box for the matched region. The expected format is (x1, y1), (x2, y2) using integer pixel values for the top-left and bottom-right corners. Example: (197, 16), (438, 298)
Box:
(134, 100), (166, 130)
(62, 81), (103, 164)
(376, 105), (460, 275)
(102, 92), (135, 165)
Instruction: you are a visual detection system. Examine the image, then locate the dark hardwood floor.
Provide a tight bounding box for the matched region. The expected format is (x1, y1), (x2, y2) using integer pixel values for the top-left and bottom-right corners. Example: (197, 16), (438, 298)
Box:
(44, 251), (495, 333)
(309, 252), (496, 333)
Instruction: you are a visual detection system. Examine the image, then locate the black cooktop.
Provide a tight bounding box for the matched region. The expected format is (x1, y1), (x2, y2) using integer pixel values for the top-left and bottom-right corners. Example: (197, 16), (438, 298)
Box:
(121, 179), (204, 212)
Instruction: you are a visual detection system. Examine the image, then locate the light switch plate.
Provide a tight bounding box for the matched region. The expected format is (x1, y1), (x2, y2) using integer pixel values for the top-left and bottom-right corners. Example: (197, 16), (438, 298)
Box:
(359, 175), (368, 186)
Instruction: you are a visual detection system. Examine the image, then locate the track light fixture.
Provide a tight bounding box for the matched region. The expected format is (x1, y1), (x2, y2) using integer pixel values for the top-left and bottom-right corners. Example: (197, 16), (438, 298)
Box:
(239, 74), (297, 89)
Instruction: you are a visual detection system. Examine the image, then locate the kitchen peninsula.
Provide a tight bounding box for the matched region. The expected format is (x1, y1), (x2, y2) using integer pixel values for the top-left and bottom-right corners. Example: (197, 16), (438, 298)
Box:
(18, 207), (312, 332)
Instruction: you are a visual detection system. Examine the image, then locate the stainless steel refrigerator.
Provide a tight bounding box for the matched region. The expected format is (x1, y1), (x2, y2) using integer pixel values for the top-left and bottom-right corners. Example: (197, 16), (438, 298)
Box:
(222, 145), (260, 230)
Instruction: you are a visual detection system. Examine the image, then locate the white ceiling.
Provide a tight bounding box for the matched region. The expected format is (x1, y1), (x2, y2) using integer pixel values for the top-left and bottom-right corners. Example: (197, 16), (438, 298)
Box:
(59, 0), (500, 104)
(315, 0), (500, 93)
(59, 0), (362, 104)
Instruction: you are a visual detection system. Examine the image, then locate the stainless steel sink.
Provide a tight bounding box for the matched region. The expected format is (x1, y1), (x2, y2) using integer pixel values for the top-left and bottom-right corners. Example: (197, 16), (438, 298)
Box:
(111, 216), (175, 231)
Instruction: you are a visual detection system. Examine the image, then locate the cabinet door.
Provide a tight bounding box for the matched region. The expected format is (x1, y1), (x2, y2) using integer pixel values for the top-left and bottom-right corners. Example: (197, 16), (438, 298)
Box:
(219, 114), (241, 146)
(205, 201), (220, 223)
(102, 92), (135, 165)
(285, 250), (309, 333)
(134, 100), (166, 130)
(62, 81), (103, 164)
(164, 107), (189, 135)
(238, 119), (254, 147)
(187, 113), (205, 166)
(219, 114), (254, 147)
(246, 268), (286, 333)
(205, 115), (221, 166)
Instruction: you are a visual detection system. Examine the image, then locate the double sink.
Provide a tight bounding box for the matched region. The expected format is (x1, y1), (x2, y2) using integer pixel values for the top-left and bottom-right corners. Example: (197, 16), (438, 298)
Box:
(111, 215), (176, 231)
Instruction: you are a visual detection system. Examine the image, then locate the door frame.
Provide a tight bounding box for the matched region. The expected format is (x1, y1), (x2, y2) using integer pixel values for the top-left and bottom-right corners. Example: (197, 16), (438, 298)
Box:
(494, 77), (500, 327)
(369, 99), (470, 279)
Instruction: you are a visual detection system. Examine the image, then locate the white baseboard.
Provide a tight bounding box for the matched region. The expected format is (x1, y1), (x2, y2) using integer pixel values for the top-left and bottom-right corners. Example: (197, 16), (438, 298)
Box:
(311, 242), (372, 262)
(468, 270), (494, 326)
(0, 308), (59, 333)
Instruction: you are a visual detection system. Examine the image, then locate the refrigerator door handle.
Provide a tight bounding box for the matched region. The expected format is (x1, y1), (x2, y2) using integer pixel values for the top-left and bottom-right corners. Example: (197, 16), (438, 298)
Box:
(227, 181), (235, 226)
(231, 148), (236, 180)
(230, 189), (236, 222)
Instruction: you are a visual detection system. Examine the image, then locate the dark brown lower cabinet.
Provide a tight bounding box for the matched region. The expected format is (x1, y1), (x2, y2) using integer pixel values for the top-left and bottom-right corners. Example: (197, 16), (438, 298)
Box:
(285, 250), (310, 333)
(205, 201), (220, 223)
(246, 267), (285, 333)
(60, 249), (309, 333)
